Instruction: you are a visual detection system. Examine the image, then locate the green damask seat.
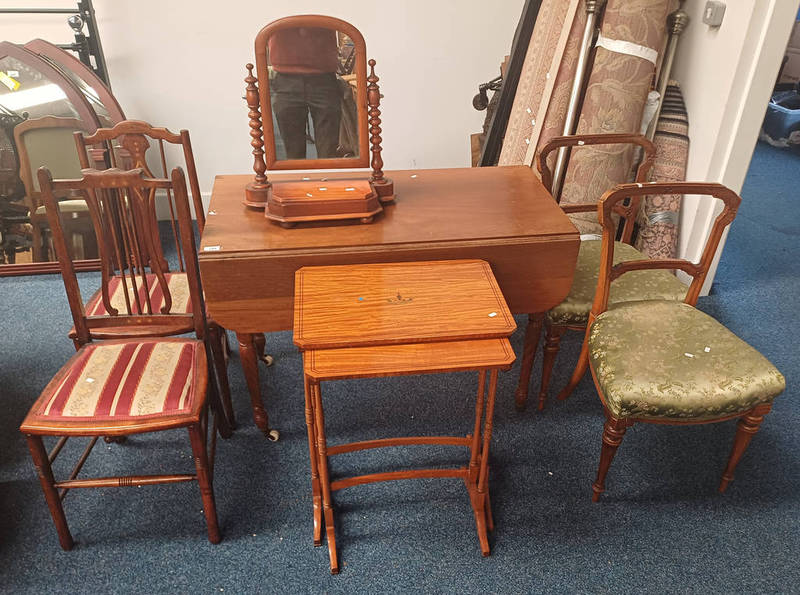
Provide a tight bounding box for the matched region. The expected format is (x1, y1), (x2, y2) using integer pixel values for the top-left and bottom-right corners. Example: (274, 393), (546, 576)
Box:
(514, 133), (666, 413)
(589, 300), (785, 422)
(547, 241), (687, 326)
(585, 182), (783, 502)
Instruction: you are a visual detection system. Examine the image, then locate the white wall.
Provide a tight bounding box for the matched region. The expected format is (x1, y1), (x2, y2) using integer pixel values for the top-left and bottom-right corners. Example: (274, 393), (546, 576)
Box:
(4, 0), (523, 202)
(671, 0), (799, 291)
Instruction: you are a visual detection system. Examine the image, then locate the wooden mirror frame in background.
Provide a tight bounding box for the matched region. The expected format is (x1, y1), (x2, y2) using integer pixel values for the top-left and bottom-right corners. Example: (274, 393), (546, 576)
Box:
(0, 41), (114, 276)
(244, 14), (392, 209)
(24, 38), (125, 126)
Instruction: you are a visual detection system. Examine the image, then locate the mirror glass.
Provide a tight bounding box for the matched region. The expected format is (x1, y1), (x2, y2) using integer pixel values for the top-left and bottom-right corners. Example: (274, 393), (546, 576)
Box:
(266, 27), (360, 161)
(37, 54), (114, 127)
(1, 120), (98, 266)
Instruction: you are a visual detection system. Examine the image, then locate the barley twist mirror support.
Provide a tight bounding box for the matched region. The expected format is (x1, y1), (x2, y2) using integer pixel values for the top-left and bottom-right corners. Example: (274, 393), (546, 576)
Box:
(243, 15), (393, 228)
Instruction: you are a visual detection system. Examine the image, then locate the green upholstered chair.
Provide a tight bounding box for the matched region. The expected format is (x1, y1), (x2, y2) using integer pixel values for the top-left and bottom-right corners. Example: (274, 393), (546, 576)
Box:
(585, 182), (784, 501)
(515, 133), (687, 412)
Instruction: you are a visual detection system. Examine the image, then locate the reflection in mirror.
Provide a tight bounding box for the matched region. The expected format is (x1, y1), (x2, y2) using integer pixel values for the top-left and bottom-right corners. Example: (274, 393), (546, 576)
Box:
(10, 117), (98, 264)
(266, 27), (359, 161)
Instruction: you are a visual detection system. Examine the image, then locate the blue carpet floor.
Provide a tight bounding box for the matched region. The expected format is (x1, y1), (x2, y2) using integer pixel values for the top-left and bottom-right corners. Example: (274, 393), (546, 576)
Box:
(0, 142), (797, 593)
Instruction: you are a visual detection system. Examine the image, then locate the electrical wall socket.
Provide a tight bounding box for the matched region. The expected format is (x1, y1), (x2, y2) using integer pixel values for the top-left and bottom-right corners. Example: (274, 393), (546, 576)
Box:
(703, 1), (726, 28)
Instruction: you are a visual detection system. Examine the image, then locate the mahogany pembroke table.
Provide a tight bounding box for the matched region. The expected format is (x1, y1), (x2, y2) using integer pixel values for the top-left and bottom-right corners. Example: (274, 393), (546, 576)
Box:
(198, 166), (579, 437)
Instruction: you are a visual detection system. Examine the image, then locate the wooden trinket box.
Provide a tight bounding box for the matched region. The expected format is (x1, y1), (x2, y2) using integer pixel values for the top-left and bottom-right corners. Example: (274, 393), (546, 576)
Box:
(265, 180), (386, 228)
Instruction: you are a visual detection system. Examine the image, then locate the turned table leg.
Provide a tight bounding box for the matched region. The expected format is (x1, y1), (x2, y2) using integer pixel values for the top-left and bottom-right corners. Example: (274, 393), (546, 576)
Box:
(515, 313), (544, 411)
(303, 372), (324, 546)
(311, 380), (339, 574)
(237, 332), (279, 441)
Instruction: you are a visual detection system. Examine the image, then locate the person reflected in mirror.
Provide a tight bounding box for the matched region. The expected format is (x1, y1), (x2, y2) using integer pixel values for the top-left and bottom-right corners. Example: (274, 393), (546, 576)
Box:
(269, 27), (342, 159)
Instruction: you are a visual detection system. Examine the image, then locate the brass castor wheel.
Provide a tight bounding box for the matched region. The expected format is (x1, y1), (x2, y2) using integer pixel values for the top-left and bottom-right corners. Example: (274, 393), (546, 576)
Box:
(280, 221), (296, 229)
(360, 216), (373, 224)
(260, 354), (274, 367)
(104, 435), (127, 444)
(265, 429), (280, 442)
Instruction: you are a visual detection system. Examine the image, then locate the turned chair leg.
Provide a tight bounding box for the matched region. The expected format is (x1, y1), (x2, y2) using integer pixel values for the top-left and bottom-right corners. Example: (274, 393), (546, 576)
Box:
(719, 403), (772, 493)
(557, 335), (590, 402)
(592, 415), (630, 502)
(514, 313), (544, 411)
(189, 424), (221, 544)
(537, 323), (566, 411)
(26, 435), (74, 550)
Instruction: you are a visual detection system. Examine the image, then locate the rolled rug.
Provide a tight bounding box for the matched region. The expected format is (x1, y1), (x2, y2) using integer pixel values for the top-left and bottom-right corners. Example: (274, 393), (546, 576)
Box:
(534, 5), (589, 173)
(498, 0), (583, 166)
(560, 0), (677, 234)
(636, 83), (689, 258)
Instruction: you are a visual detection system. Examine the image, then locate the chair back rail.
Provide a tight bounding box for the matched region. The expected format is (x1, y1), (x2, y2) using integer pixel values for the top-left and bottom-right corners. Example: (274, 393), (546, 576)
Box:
(73, 120), (205, 258)
(37, 166), (207, 344)
(537, 133), (657, 244)
(590, 181), (741, 322)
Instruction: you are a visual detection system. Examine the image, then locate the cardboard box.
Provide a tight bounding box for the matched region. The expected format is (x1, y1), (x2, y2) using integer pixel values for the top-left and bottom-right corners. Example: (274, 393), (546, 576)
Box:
(780, 47), (800, 84)
(788, 20), (800, 51)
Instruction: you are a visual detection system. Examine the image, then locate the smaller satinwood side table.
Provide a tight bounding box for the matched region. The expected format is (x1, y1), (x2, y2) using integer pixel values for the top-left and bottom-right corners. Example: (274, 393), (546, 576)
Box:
(294, 260), (517, 573)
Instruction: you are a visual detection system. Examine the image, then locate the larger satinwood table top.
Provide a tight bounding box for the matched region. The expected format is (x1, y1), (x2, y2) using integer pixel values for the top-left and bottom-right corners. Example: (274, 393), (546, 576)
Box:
(293, 260), (516, 350)
(199, 166), (576, 257)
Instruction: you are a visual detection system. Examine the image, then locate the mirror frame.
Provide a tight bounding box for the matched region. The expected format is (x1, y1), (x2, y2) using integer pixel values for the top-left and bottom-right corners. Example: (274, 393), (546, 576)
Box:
(0, 42), (108, 276)
(254, 14), (370, 170)
(24, 38), (126, 125)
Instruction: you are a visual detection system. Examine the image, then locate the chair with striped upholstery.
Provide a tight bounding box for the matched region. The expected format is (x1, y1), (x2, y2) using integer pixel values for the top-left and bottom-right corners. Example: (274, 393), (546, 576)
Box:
(19, 166), (228, 549)
(71, 120), (273, 436)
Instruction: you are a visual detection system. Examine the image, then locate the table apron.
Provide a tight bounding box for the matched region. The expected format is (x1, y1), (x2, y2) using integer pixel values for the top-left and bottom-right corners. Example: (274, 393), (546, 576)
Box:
(199, 236), (578, 333)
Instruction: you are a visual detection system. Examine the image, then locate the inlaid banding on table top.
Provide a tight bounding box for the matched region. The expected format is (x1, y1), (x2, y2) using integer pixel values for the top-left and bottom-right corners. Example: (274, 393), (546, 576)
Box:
(304, 338), (515, 380)
(293, 260), (516, 350)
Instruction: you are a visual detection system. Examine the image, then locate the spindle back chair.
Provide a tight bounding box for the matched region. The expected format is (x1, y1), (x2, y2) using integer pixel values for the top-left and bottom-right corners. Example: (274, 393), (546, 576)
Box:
(20, 166), (228, 549)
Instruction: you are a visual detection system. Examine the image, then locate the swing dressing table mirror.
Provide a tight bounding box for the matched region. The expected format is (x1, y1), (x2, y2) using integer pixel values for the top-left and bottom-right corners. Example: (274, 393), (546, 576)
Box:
(244, 15), (393, 227)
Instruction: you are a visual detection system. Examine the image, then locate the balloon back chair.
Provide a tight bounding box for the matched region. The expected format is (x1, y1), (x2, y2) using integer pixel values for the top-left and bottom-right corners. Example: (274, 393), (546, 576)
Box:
(515, 133), (688, 412)
(586, 182), (785, 500)
(19, 166), (229, 549)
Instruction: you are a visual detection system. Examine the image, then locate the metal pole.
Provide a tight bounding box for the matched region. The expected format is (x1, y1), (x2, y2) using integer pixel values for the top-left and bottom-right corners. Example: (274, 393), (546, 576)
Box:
(0, 8), (79, 13)
(550, 0), (607, 200)
(79, 0), (110, 86)
(646, 3), (689, 140)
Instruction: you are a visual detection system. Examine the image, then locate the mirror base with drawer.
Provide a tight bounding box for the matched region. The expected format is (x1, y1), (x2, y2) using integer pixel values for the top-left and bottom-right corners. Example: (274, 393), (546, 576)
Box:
(243, 15), (394, 225)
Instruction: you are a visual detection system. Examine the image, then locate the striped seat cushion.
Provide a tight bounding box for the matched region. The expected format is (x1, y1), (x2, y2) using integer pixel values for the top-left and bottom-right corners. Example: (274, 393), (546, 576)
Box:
(85, 273), (192, 316)
(31, 339), (203, 422)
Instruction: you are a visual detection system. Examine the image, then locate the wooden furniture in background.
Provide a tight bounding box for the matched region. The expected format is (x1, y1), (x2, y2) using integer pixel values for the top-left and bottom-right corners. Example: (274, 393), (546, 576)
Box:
(585, 183), (784, 500)
(244, 14), (393, 214)
(514, 133), (689, 412)
(0, 39), (125, 276)
(198, 166), (580, 438)
(20, 167), (228, 549)
(13, 115), (95, 263)
(24, 38), (125, 128)
(295, 260), (516, 573)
